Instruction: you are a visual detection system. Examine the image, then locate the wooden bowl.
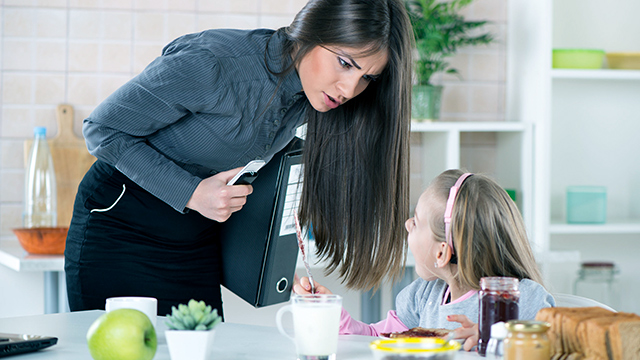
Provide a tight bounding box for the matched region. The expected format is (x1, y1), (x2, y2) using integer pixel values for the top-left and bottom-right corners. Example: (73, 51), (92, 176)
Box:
(13, 227), (68, 255)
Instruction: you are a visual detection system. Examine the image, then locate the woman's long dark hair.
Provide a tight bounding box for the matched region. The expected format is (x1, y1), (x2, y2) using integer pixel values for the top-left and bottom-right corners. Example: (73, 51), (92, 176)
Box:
(276, 0), (414, 290)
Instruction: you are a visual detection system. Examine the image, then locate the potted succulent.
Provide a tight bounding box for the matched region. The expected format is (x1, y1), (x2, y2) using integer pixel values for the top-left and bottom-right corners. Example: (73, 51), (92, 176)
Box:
(405, 0), (494, 121)
(164, 299), (222, 360)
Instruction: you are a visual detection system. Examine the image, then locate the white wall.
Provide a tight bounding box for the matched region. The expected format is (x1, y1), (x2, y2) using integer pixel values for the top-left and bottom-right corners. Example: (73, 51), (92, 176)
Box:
(0, 0), (508, 319)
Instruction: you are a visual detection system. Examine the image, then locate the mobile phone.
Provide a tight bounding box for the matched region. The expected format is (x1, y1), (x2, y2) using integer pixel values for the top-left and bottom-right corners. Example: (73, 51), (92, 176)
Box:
(227, 160), (266, 185)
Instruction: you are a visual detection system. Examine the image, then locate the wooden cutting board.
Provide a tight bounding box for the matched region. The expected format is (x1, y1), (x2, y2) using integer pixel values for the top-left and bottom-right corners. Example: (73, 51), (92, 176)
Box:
(24, 104), (96, 227)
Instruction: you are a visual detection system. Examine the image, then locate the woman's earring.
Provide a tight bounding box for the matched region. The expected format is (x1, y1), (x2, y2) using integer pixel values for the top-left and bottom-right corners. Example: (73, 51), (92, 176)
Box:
(434, 262), (438, 268)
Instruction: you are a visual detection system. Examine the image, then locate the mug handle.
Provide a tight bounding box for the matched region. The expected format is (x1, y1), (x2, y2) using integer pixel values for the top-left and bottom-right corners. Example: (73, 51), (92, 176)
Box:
(275, 305), (295, 341)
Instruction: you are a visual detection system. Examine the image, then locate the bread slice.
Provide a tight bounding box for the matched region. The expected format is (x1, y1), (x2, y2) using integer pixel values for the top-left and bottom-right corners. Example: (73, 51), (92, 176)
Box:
(578, 313), (635, 360)
(381, 327), (452, 339)
(607, 313), (640, 360)
(536, 306), (640, 360)
(536, 307), (614, 359)
(561, 307), (613, 356)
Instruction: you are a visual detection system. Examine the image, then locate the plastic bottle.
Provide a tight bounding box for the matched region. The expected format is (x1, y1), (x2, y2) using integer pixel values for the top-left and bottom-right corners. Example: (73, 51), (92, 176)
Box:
(486, 321), (507, 359)
(23, 127), (57, 228)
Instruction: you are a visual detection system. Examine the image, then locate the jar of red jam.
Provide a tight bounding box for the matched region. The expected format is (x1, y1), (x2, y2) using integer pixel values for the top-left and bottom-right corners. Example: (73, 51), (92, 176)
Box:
(478, 277), (520, 357)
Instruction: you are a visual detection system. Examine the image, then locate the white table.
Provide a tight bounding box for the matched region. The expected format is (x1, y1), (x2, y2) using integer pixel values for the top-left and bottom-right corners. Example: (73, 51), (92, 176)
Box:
(0, 241), (66, 314)
(0, 310), (481, 359)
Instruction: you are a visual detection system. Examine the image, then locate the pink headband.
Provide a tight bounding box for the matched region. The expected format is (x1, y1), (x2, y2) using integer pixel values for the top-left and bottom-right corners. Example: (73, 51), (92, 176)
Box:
(444, 173), (473, 256)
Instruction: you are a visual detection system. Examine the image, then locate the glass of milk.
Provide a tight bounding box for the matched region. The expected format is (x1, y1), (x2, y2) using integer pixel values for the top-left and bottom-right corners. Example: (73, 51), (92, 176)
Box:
(276, 294), (342, 360)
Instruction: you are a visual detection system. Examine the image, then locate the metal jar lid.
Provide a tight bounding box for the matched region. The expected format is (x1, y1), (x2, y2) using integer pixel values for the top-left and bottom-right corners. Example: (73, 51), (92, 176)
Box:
(505, 320), (550, 333)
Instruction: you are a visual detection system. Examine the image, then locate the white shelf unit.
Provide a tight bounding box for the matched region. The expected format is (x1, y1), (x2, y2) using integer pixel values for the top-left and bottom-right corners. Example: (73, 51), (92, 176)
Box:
(508, 0), (640, 312)
(550, 221), (640, 235)
(410, 121), (534, 240)
(509, 0), (640, 249)
(551, 69), (640, 80)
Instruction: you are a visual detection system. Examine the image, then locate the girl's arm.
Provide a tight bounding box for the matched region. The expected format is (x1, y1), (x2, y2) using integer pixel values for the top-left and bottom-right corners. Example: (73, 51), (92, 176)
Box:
(293, 276), (409, 336)
(339, 308), (409, 336)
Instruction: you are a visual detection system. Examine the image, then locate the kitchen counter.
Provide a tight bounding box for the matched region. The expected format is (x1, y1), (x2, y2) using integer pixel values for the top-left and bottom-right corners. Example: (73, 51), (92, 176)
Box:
(0, 239), (413, 322)
(0, 310), (481, 359)
(0, 240), (66, 314)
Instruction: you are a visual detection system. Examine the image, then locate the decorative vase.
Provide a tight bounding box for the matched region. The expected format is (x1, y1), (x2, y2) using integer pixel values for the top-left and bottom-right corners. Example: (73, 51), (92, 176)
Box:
(411, 84), (443, 121)
(165, 329), (216, 360)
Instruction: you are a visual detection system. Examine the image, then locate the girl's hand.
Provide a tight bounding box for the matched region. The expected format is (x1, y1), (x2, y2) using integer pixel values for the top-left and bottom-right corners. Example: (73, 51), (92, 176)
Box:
(447, 314), (479, 352)
(293, 275), (333, 295)
(186, 167), (253, 222)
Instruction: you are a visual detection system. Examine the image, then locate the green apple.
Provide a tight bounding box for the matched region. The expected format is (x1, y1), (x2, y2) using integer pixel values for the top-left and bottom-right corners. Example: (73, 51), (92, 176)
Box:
(86, 308), (157, 360)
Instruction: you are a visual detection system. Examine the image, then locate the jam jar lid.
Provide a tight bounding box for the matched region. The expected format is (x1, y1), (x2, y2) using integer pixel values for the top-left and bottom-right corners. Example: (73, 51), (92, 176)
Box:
(505, 320), (550, 333)
(480, 276), (519, 291)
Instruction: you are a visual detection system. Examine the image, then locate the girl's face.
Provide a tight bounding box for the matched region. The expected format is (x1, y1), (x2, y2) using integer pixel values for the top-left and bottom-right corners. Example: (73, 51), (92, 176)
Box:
(405, 189), (443, 281)
(296, 45), (388, 112)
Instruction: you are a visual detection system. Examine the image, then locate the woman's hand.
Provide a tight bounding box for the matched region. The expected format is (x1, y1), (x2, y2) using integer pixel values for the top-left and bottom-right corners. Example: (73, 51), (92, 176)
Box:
(186, 167), (253, 222)
(293, 275), (333, 295)
(447, 314), (479, 352)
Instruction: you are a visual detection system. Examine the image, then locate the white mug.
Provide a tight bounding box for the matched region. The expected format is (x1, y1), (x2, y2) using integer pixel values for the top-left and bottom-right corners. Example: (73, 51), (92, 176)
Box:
(276, 294), (342, 360)
(105, 296), (158, 328)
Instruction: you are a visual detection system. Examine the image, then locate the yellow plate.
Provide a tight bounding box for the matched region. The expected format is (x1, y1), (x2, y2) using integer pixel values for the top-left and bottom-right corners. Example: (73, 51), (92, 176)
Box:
(370, 337), (461, 353)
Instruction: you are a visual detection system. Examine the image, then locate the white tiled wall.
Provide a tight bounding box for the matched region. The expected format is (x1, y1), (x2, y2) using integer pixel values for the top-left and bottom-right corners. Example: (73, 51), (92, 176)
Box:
(0, 0), (507, 236)
(0, 0), (507, 318)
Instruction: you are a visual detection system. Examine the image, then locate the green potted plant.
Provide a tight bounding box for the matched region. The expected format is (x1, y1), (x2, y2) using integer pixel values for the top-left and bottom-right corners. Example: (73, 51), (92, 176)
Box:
(164, 299), (222, 360)
(405, 0), (494, 121)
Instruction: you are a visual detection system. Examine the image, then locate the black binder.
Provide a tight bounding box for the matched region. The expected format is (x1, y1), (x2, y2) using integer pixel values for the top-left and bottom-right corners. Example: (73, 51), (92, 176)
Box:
(219, 140), (303, 307)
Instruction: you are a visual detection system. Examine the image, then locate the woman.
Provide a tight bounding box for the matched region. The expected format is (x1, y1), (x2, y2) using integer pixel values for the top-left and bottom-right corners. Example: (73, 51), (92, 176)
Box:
(65, 0), (414, 316)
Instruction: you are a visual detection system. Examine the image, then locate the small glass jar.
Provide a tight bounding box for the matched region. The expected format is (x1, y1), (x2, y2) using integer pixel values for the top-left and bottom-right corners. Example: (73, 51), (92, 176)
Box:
(504, 320), (550, 360)
(478, 277), (520, 357)
(573, 261), (619, 309)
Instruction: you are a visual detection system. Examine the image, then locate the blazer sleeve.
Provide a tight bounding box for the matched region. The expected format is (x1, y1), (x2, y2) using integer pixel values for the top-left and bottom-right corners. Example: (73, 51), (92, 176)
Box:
(83, 45), (222, 212)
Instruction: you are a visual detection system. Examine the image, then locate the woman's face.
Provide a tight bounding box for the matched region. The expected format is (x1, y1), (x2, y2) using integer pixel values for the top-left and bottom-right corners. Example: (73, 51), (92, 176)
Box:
(296, 45), (388, 112)
(405, 189), (442, 281)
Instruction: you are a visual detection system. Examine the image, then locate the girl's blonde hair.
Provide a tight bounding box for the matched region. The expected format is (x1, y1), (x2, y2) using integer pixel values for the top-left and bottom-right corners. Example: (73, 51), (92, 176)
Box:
(427, 169), (544, 290)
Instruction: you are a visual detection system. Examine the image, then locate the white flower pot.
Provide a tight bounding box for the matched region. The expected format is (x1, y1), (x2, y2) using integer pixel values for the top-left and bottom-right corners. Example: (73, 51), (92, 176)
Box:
(165, 329), (216, 360)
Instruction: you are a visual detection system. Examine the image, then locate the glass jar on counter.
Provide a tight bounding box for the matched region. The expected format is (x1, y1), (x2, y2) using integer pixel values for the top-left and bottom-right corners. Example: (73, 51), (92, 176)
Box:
(504, 320), (550, 360)
(573, 261), (619, 310)
(478, 277), (520, 357)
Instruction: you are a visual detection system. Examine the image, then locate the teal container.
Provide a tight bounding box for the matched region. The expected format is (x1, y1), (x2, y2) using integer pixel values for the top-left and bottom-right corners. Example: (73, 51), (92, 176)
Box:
(566, 186), (607, 224)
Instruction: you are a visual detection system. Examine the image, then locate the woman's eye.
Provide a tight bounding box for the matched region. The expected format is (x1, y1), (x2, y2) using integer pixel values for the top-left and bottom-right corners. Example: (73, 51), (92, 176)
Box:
(363, 74), (379, 82)
(338, 57), (351, 68)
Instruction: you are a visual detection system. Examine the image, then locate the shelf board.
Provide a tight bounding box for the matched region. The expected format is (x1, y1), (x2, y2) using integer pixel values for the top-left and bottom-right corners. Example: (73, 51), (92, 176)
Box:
(410, 121), (528, 132)
(536, 250), (581, 264)
(552, 69), (640, 80)
(549, 220), (640, 234)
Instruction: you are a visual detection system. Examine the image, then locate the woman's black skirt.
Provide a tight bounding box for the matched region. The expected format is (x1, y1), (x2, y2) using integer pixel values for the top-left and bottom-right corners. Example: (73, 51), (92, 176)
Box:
(64, 160), (223, 317)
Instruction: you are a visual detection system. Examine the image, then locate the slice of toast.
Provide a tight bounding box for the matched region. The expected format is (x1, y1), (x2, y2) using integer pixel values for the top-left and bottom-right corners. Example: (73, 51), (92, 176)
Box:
(578, 313), (636, 360)
(381, 327), (452, 338)
(606, 313), (640, 360)
(536, 306), (640, 360)
(536, 306), (614, 358)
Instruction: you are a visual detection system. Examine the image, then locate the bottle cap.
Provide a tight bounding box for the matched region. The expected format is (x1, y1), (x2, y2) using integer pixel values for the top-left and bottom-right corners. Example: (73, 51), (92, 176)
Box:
(480, 276), (519, 291)
(34, 127), (47, 136)
(505, 320), (550, 333)
(491, 321), (507, 339)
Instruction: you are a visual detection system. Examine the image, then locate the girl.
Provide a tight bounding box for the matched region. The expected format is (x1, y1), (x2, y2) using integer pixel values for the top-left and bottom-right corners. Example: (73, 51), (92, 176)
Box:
(294, 169), (555, 351)
(65, 0), (413, 316)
